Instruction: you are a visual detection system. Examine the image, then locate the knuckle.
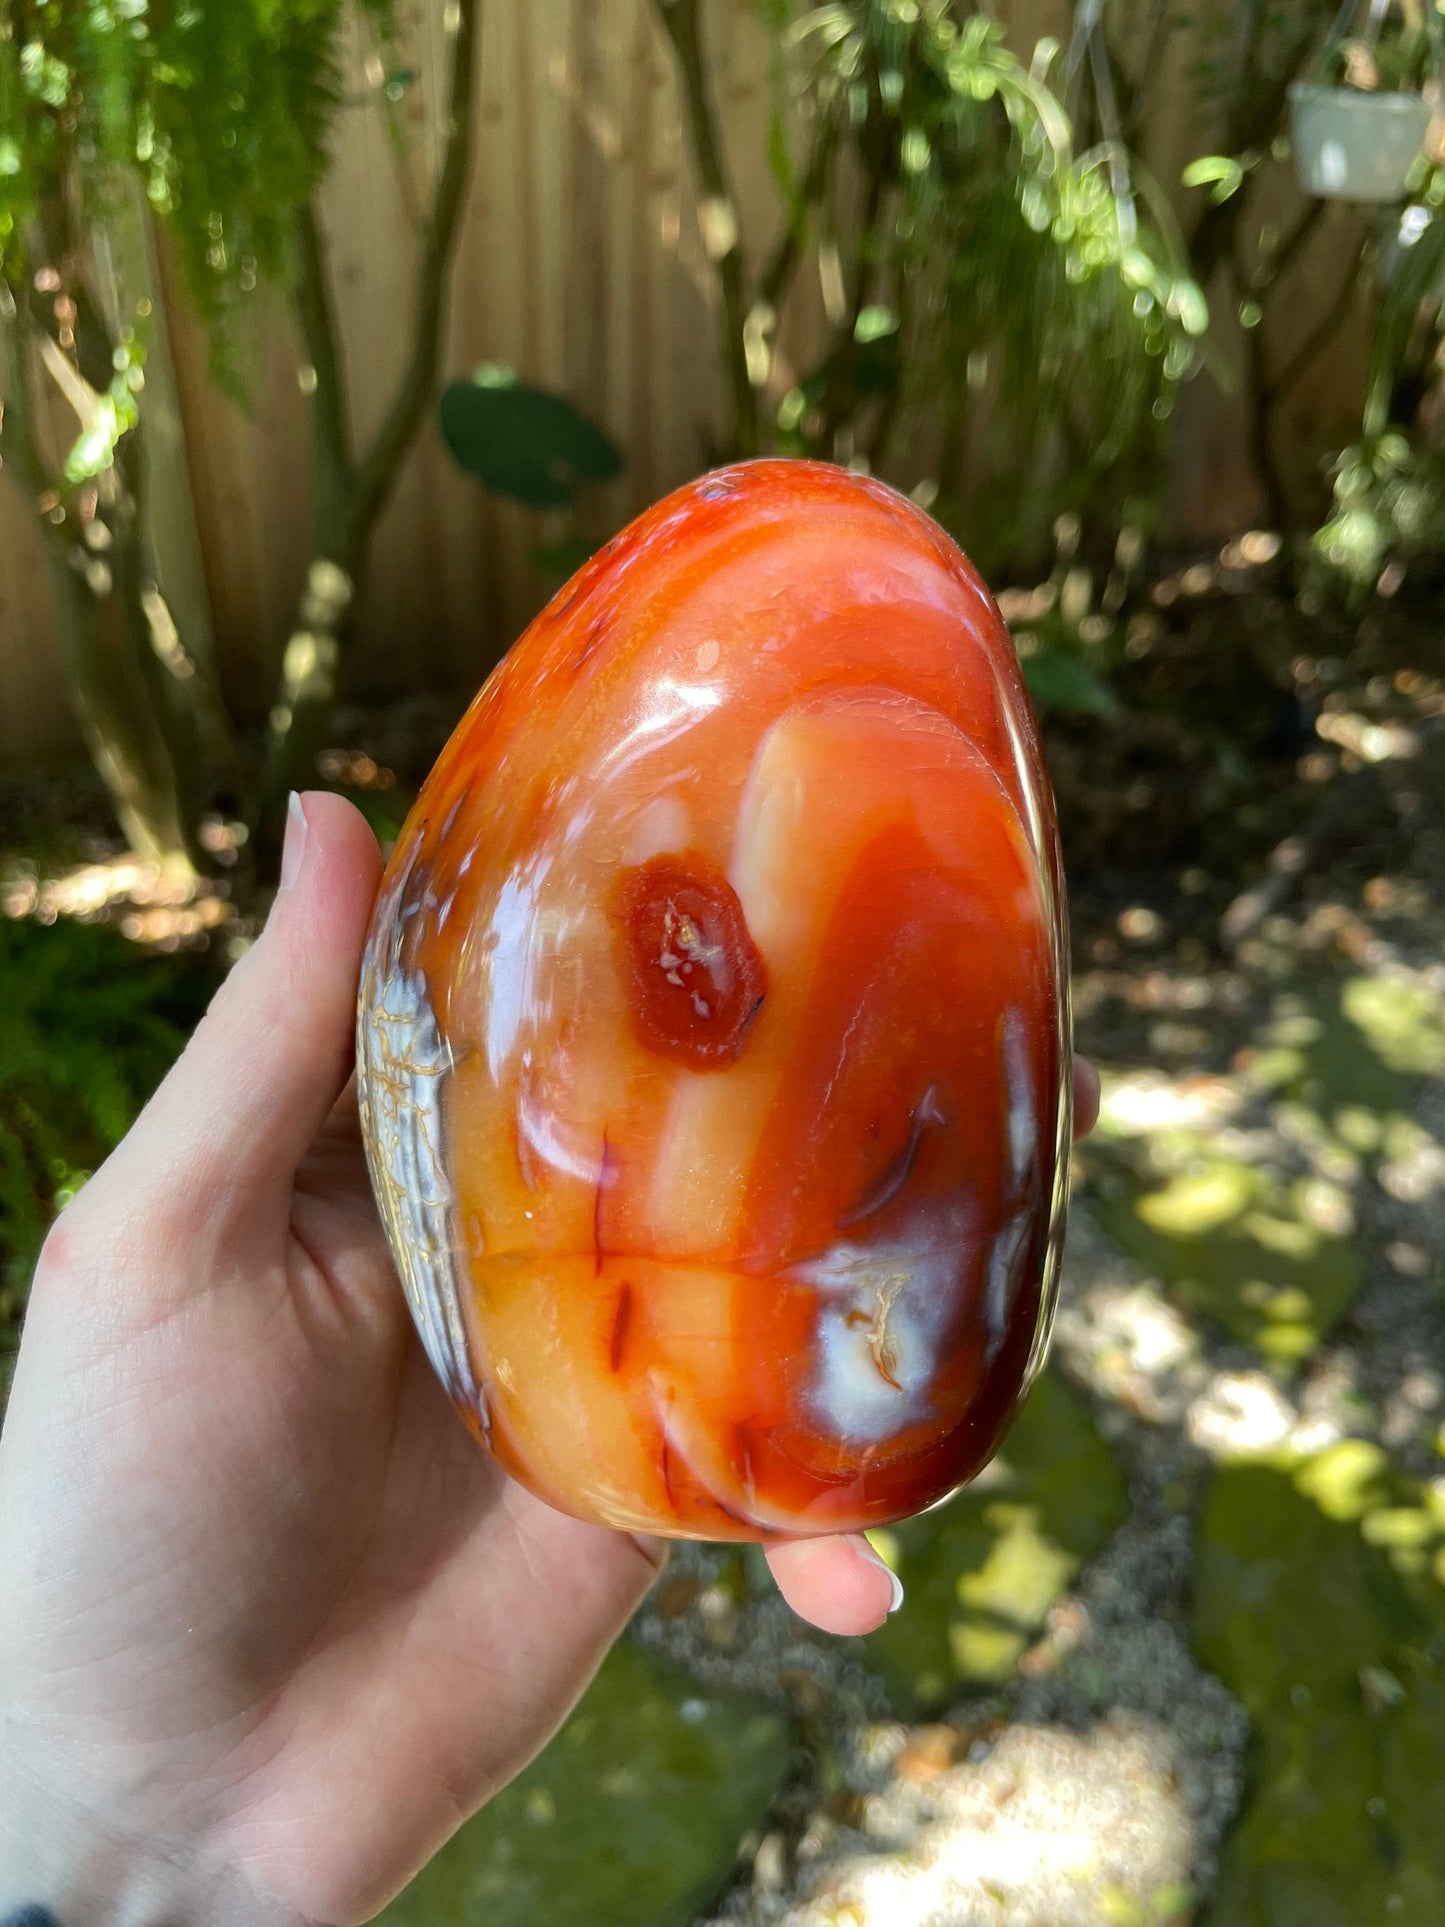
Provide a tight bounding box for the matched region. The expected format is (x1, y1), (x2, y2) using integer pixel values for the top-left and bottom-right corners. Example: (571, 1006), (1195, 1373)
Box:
(30, 1200), (99, 1308)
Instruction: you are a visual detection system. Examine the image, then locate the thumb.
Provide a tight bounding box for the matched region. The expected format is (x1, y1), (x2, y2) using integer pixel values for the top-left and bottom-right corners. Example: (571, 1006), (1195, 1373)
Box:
(90, 791), (383, 1240)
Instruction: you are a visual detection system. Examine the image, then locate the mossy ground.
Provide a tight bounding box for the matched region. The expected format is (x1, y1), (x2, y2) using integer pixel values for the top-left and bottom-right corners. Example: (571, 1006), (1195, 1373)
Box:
(1196, 1455), (1445, 1925)
(378, 1641), (793, 1927)
(865, 1367), (1128, 1708)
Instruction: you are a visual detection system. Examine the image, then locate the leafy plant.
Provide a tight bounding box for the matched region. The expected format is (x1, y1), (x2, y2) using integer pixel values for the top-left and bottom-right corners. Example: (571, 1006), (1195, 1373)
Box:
(1315, 172), (1445, 589)
(0, 912), (217, 1322)
(662, 0), (1206, 576)
(1314, 431), (1445, 587)
(0, 0), (392, 353)
(1111, 0), (1355, 520)
(1367, 179), (1445, 437)
(0, 1), (403, 872)
(0, 0), (480, 889)
(1317, 8), (1439, 93)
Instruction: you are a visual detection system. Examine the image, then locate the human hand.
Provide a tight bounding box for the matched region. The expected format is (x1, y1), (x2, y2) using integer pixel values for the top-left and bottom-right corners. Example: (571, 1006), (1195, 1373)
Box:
(0, 793), (1098, 1927)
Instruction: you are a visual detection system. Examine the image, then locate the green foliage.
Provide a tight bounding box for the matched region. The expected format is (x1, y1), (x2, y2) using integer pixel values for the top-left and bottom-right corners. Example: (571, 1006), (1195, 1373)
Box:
(0, 913), (216, 1317)
(1020, 639), (1120, 718)
(440, 365), (624, 510)
(1318, 15), (1438, 93)
(1181, 153), (1247, 202)
(1311, 123), (1445, 591)
(1315, 431), (1445, 589)
(1316, 180), (1445, 587)
(378, 1638), (791, 1927)
(769, 1), (1206, 570)
(0, 0), (392, 343)
(1367, 182), (1445, 439)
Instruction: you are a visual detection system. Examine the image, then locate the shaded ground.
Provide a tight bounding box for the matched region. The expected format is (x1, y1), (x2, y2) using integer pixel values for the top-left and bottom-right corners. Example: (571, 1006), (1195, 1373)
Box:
(3, 557), (1444, 1923)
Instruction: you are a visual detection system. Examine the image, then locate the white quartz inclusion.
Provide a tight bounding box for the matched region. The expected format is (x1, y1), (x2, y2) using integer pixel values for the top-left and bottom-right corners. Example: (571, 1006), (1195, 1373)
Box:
(1003, 1006), (1036, 1188)
(793, 1222), (964, 1443)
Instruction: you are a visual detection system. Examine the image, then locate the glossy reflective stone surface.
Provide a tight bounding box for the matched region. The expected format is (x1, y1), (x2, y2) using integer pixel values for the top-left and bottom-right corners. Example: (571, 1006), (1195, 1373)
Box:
(357, 459), (1072, 1540)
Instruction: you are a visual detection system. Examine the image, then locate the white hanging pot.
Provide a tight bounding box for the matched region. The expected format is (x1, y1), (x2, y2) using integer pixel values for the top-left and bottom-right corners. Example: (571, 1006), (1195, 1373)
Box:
(1289, 82), (1433, 201)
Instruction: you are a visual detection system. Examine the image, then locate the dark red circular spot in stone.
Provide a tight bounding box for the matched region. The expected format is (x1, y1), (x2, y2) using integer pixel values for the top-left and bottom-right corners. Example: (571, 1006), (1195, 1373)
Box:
(611, 851), (767, 1070)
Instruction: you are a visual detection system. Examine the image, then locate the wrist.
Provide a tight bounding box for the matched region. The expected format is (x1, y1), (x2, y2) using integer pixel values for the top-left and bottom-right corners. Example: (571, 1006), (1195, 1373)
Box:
(0, 1749), (298, 1927)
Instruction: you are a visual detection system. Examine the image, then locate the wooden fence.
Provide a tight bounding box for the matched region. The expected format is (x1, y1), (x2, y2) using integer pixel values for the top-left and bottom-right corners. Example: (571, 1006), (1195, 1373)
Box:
(0, 0), (1375, 772)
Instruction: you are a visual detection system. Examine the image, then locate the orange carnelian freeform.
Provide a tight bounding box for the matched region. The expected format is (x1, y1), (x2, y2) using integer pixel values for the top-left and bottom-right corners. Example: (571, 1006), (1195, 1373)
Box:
(358, 459), (1071, 1541)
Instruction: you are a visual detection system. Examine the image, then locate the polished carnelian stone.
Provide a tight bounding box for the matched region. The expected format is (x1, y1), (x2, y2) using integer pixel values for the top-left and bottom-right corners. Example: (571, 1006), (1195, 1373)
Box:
(357, 459), (1071, 1541)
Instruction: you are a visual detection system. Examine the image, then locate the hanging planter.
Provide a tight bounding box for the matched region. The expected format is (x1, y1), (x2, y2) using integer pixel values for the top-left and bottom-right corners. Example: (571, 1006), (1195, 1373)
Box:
(1289, 0), (1443, 202)
(1289, 82), (1433, 200)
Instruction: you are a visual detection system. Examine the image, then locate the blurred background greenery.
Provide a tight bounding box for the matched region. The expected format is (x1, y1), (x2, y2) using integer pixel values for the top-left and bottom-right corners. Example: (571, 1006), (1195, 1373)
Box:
(3, 1), (1445, 1922)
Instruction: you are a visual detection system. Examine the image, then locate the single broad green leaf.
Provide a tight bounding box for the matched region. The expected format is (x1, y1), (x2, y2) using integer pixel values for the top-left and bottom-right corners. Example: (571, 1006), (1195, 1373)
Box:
(1020, 643), (1119, 718)
(439, 367), (623, 508)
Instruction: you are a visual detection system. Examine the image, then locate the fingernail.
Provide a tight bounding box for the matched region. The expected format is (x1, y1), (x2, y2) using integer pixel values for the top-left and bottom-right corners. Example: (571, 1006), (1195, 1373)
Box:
(853, 1536), (905, 1614)
(279, 791), (308, 893)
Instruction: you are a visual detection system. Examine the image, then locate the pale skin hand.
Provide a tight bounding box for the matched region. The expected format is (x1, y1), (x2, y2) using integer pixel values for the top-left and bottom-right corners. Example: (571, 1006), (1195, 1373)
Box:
(0, 792), (1100, 1927)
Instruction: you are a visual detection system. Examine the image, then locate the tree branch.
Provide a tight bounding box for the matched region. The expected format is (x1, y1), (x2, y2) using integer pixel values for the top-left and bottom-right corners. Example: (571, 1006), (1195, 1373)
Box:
(818, 160), (884, 455)
(291, 196), (356, 553)
(1185, 1), (1336, 287)
(1241, 291), (1288, 524)
(655, 0), (758, 458)
(253, 0), (481, 861)
(866, 271), (909, 472)
(1268, 230), (1368, 404)
(0, 283), (53, 507)
(1247, 197), (1327, 298)
(3, 282), (199, 868)
(350, 0), (481, 541)
(1237, 218), (1368, 524)
(758, 106), (837, 315)
(1112, 0), (1173, 147)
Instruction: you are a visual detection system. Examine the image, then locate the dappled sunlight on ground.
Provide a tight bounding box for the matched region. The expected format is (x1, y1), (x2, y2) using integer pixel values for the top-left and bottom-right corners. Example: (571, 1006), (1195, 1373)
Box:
(0, 820), (245, 951)
(775, 1716), (1194, 1927)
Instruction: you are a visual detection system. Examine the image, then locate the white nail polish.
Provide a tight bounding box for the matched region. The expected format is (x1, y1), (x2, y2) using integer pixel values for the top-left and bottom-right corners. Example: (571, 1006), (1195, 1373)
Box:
(854, 1537), (905, 1614)
(279, 791), (309, 893)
